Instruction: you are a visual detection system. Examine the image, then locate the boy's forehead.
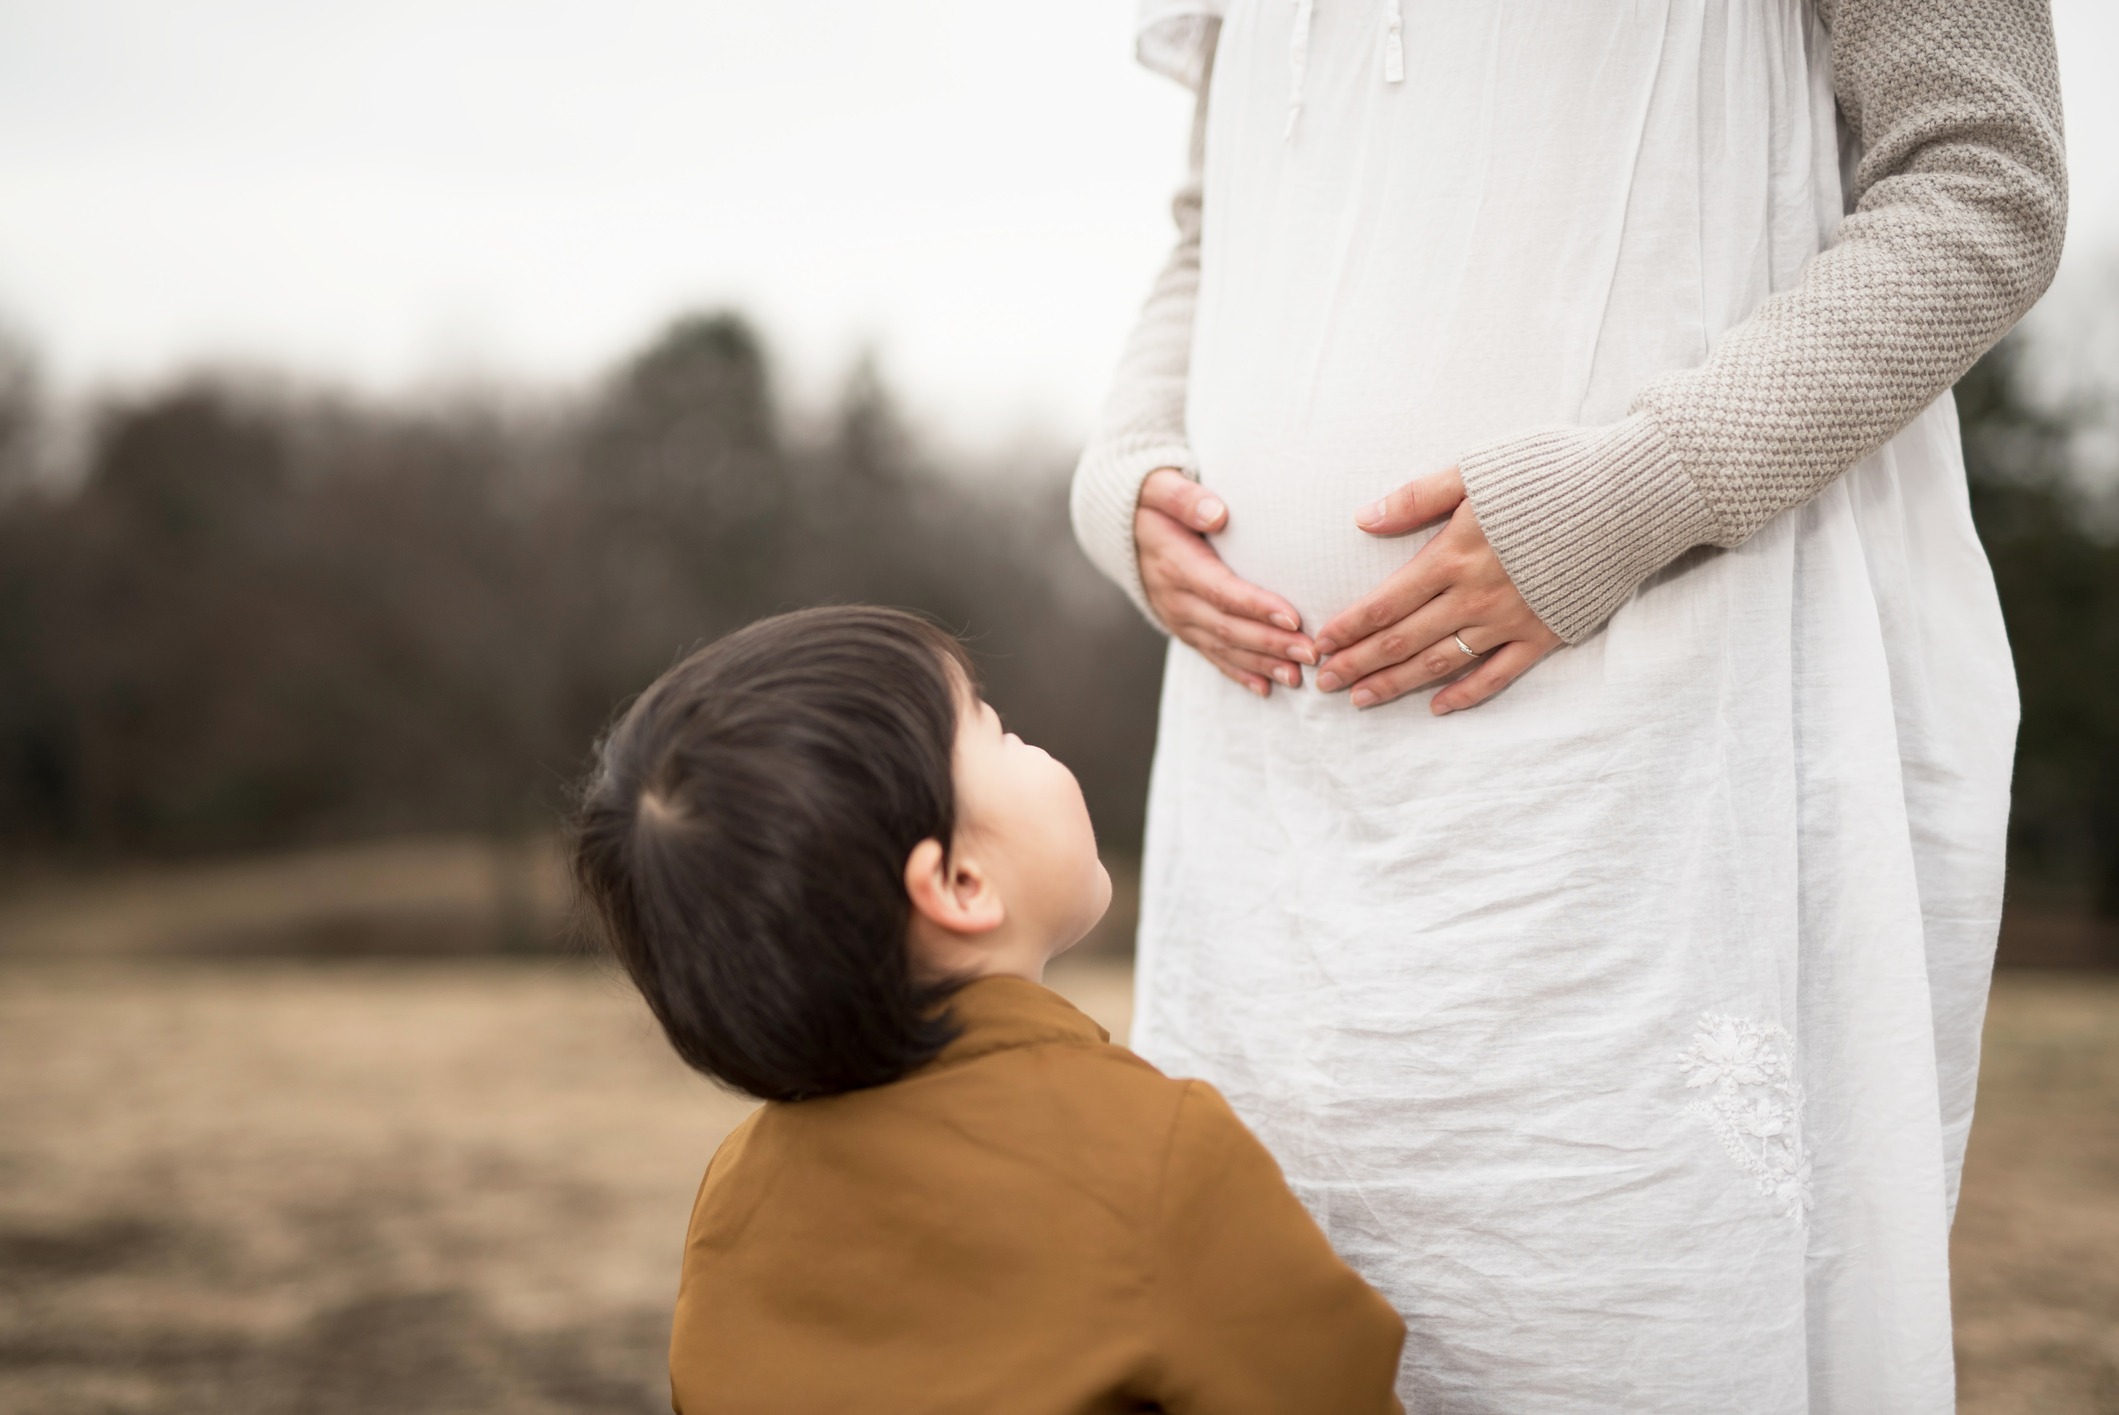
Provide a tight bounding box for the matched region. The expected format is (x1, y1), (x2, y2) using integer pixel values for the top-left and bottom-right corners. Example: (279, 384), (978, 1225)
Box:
(950, 671), (986, 721)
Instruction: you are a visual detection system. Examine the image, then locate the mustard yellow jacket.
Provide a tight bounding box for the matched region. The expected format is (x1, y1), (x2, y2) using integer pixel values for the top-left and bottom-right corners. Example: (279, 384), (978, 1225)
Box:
(671, 975), (1405, 1414)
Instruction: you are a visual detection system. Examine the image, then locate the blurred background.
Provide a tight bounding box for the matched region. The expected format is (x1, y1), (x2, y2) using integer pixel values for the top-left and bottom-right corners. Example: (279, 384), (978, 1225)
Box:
(1, 2), (2114, 1412)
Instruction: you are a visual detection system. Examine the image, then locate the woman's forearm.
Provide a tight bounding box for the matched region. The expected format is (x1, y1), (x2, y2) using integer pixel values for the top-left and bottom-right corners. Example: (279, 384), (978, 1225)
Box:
(1460, 0), (2067, 644)
(1070, 25), (1218, 631)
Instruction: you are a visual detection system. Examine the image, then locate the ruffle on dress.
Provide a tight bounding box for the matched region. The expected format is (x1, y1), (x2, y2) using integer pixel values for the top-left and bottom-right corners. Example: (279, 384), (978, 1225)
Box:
(1135, 0), (1226, 91)
(1135, 0), (1404, 136)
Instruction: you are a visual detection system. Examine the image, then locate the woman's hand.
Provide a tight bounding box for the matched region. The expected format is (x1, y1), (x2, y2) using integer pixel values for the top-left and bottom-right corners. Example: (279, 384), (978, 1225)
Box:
(1312, 467), (1562, 714)
(1136, 468), (1317, 697)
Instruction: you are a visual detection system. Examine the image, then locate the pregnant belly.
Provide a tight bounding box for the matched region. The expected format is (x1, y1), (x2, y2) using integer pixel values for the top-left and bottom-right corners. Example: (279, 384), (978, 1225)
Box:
(1189, 374), (1474, 635)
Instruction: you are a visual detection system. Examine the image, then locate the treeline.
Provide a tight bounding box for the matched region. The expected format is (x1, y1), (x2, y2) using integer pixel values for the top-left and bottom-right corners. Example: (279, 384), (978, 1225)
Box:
(0, 315), (1167, 860)
(1958, 339), (2119, 913)
(0, 319), (2115, 913)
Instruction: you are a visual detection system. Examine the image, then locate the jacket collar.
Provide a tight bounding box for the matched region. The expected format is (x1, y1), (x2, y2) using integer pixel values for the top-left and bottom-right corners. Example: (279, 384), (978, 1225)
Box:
(926, 975), (1108, 1070)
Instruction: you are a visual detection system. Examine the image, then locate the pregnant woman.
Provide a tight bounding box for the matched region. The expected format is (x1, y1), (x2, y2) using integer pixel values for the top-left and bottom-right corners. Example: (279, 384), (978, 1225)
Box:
(1071, 2), (2064, 1410)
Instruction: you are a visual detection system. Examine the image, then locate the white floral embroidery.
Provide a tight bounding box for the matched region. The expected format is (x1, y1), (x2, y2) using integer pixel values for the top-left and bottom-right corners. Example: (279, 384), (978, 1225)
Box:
(1675, 1013), (1813, 1223)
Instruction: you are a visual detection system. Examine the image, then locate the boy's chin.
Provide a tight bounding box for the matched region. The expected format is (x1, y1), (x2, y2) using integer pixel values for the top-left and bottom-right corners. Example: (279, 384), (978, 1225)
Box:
(1047, 861), (1115, 962)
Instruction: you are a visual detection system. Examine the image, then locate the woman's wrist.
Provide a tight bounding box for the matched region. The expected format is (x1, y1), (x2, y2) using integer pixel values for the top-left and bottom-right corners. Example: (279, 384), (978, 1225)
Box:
(1069, 438), (1198, 633)
(1456, 412), (1719, 643)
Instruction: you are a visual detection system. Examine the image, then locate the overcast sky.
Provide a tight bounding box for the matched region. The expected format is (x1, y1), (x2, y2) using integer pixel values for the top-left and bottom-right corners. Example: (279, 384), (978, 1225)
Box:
(0, 0), (2112, 452)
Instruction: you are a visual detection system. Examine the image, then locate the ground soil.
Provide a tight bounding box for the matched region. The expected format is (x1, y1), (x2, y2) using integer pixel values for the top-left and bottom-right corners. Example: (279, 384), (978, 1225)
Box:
(1951, 973), (2119, 1413)
(0, 870), (2110, 1411)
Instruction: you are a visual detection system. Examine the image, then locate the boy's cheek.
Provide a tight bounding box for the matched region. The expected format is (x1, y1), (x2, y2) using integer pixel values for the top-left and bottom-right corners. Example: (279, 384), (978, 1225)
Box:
(1052, 759), (1091, 812)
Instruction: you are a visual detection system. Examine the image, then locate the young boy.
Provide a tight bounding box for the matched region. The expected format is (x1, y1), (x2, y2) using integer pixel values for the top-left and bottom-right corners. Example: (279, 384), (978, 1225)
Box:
(571, 606), (1405, 1413)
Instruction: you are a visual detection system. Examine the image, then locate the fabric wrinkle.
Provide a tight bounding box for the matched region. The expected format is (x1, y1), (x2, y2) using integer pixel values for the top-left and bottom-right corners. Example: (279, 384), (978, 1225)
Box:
(1572, 0), (1677, 423)
(1286, 0), (1316, 138)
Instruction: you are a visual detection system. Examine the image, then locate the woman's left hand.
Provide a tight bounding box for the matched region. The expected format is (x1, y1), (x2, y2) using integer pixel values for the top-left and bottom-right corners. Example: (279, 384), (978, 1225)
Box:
(1312, 467), (1563, 714)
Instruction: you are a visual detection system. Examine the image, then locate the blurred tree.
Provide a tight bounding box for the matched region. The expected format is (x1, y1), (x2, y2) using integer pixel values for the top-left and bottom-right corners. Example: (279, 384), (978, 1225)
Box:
(1959, 337), (2119, 913)
(580, 311), (784, 580)
(0, 332), (37, 499)
(554, 313), (792, 721)
(0, 315), (1171, 864)
(831, 352), (913, 483)
(87, 385), (289, 539)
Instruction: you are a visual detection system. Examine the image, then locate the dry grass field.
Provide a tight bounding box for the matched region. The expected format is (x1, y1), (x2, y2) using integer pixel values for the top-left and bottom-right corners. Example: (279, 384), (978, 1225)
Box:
(0, 956), (1128, 1415)
(0, 842), (2111, 1413)
(1952, 974), (2119, 1414)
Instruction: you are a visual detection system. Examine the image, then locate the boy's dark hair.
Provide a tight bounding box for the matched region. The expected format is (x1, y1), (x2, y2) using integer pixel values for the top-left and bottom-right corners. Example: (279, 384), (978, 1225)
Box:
(570, 605), (975, 1101)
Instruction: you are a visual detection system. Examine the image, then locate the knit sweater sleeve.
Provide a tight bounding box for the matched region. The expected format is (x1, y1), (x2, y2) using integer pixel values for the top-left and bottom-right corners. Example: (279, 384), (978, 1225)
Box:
(1069, 27), (1217, 633)
(1457, 0), (2067, 644)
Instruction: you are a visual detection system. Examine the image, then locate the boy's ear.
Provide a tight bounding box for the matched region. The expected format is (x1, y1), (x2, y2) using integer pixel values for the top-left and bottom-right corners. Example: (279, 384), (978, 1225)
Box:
(903, 837), (1006, 937)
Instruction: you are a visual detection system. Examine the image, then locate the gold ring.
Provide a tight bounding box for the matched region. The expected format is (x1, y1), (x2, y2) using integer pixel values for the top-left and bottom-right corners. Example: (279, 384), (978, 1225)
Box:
(1452, 633), (1479, 658)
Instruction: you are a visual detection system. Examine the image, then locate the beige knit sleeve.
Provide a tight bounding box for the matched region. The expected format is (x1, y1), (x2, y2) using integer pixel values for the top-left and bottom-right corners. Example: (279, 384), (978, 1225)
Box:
(1458, 0), (2067, 644)
(1069, 28), (1217, 633)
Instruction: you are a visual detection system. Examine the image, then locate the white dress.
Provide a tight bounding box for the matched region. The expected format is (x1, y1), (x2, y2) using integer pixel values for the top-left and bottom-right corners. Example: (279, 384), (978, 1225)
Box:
(1128, 3), (2016, 1410)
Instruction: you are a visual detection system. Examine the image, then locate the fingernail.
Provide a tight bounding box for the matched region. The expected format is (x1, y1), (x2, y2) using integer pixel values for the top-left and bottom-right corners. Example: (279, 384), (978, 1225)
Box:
(1432, 699), (1454, 716)
(1314, 638), (1337, 656)
(1356, 500), (1387, 527)
(1277, 665), (1301, 687)
(1289, 644), (1316, 666)
(1196, 497), (1226, 528)
(1317, 671), (1342, 692)
(1251, 680), (1270, 698)
(1351, 688), (1377, 708)
(1269, 612), (1298, 632)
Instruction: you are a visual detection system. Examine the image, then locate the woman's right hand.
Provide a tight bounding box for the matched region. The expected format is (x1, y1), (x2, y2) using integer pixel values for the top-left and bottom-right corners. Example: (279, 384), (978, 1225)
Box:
(1135, 468), (1316, 696)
